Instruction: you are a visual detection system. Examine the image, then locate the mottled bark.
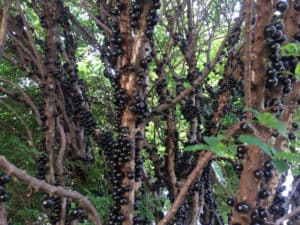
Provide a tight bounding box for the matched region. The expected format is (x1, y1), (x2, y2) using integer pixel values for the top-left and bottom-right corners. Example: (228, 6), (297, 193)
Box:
(0, 203), (7, 225)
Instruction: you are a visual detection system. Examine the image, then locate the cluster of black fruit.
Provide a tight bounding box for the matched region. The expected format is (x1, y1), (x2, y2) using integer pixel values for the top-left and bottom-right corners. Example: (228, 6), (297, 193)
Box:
(60, 78), (96, 135)
(36, 138), (49, 180)
(181, 99), (200, 121)
(43, 195), (87, 224)
(0, 174), (11, 202)
(100, 132), (132, 225)
(254, 161), (275, 181)
(42, 195), (62, 224)
(226, 166), (278, 225)
(129, 0), (160, 38)
(135, 131), (143, 181)
(236, 144), (246, 160)
(202, 165), (221, 225)
(174, 201), (189, 225)
(264, 0), (296, 95)
(105, 19), (124, 67)
(267, 184), (288, 220)
(129, 93), (150, 124)
(113, 88), (128, 126)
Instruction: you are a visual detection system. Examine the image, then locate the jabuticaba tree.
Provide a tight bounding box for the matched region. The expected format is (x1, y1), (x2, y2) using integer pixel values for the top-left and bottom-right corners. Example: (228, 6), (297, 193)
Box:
(0, 0), (300, 225)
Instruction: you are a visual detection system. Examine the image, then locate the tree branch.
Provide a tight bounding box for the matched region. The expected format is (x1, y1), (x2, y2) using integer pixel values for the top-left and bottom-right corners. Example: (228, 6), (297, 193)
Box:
(0, 155), (102, 225)
(0, 0), (12, 57)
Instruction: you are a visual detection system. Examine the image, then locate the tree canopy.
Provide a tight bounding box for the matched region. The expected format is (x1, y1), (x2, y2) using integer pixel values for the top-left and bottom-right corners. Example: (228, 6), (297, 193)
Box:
(0, 0), (299, 225)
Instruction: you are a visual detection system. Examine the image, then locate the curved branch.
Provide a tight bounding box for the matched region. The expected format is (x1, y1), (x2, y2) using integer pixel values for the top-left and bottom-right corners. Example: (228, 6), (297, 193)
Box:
(0, 155), (102, 225)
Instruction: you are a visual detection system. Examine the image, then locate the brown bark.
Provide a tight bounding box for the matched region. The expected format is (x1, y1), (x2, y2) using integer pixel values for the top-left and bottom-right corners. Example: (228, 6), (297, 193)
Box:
(251, 0), (273, 111)
(0, 203), (8, 225)
(244, 0), (253, 116)
(188, 192), (200, 225)
(117, 1), (152, 224)
(284, 0), (300, 42)
(230, 146), (267, 225)
(44, 0), (59, 185)
(0, 0), (11, 57)
(157, 151), (214, 225)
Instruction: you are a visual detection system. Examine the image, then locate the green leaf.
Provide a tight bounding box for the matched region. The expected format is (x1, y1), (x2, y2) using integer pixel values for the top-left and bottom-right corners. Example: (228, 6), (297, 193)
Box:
(211, 161), (227, 187)
(244, 107), (259, 117)
(274, 151), (300, 163)
(280, 43), (300, 56)
(295, 62), (300, 80)
(244, 109), (287, 135)
(273, 159), (288, 173)
(183, 82), (190, 88)
(184, 135), (230, 157)
(184, 144), (208, 152)
(257, 112), (286, 135)
(238, 135), (273, 156)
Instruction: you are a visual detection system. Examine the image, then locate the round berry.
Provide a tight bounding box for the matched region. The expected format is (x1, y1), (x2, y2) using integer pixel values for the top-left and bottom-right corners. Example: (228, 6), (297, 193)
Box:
(295, 3), (300, 11)
(254, 169), (264, 179)
(276, 0), (289, 12)
(259, 189), (271, 199)
(227, 198), (235, 206)
(264, 161), (275, 170)
(288, 132), (296, 140)
(292, 122), (299, 130)
(295, 32), (300, 41)
(236, 202), (250, 213)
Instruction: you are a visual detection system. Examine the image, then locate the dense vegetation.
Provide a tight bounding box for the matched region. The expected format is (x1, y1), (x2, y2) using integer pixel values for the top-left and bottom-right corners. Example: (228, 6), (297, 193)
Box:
(0, 0), (299, 225)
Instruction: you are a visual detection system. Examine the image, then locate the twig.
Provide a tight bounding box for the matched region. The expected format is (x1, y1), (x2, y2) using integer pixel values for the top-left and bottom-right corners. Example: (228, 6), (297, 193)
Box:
(0, 155), (102, 225)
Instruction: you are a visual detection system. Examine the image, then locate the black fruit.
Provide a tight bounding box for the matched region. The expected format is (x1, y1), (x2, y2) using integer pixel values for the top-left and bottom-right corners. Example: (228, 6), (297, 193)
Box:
(236, 202), (250, 213)
(276, 0), (289, 12)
